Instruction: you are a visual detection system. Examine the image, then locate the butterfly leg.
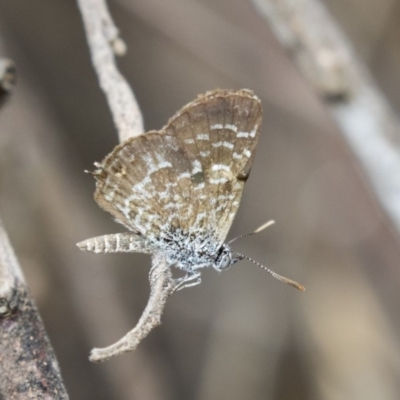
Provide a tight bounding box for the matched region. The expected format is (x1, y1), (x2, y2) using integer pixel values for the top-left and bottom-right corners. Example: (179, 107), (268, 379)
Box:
(148, 262), (201, 293)
(172, 271), (202, 293)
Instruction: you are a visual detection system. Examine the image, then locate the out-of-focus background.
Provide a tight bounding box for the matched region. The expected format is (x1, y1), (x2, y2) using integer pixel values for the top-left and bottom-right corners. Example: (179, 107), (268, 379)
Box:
(1, 0), (400, 399)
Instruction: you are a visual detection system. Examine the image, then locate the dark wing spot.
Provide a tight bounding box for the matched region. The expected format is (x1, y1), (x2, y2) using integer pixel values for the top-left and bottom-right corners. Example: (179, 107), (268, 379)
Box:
(223, 180), (233, 192)
(191, 172), (205, 184)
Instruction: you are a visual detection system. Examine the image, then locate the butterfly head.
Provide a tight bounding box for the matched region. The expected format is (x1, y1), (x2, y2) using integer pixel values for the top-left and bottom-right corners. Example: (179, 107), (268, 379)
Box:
(212, 222), (305, 291)
(214, 244), (244, 271)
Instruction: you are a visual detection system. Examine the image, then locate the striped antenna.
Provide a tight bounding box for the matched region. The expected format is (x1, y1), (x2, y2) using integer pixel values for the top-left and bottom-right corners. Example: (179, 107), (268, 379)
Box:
(235, 252), (305, 291)
(228, 220), (275, 244)
(253, 220), (275, 233)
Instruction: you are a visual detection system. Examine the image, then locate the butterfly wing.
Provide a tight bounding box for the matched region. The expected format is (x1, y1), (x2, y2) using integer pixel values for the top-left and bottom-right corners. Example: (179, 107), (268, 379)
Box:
(93, 89), (262, 247)
(166, 89), (262, 245)
(93, 131), (195, 243)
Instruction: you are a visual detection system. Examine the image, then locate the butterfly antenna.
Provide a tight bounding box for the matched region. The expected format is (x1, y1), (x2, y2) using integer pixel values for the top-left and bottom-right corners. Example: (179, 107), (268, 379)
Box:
(234, 252), (305, 291)
(228, 220), (275, 244)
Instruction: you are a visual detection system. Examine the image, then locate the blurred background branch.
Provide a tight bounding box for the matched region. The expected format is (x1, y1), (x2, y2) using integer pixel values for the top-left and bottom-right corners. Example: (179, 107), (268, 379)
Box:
(0, 58), (16, 108)
(0, 60), (68, 397)
(253, 0), (400, 236)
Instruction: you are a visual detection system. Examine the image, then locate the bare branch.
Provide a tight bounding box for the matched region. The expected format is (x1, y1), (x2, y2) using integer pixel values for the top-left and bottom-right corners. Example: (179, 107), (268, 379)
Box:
(252, 0), (400, 235)
(90, 254), (175, 362)
(0, 220), (68, 399)
(77, 0), (144, 142)
(77, 0), (176, 362)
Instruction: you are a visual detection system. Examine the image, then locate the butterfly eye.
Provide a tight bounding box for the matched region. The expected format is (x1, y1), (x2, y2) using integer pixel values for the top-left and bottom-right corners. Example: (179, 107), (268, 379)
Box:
(218, 253), (231, 270)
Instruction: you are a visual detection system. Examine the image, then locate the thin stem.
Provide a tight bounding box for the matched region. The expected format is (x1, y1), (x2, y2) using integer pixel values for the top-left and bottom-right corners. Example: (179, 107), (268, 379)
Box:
(90, 254), (176, 362)
(77, 0), (144, 142)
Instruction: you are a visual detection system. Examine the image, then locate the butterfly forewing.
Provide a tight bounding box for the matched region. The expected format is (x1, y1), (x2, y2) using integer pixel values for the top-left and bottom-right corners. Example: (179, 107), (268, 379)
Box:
(93, 89), (262, 249)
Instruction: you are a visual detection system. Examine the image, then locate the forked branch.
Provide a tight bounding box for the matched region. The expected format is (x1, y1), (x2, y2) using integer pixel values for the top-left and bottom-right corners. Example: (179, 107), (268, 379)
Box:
(90, 255), (176, 362)
(77, 0), (177, 362)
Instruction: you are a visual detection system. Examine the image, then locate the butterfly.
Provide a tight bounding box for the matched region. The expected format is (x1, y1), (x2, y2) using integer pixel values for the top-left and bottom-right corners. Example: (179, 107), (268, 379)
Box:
(78, 89), (304, 291)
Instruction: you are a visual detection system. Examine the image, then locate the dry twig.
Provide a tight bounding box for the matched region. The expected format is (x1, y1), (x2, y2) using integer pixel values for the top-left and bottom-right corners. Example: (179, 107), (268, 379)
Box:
(77, 0), (143, 143)
(90, 254), (175, 362)
(77, 0), (177, 362)
(252, 0), (400, 235)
